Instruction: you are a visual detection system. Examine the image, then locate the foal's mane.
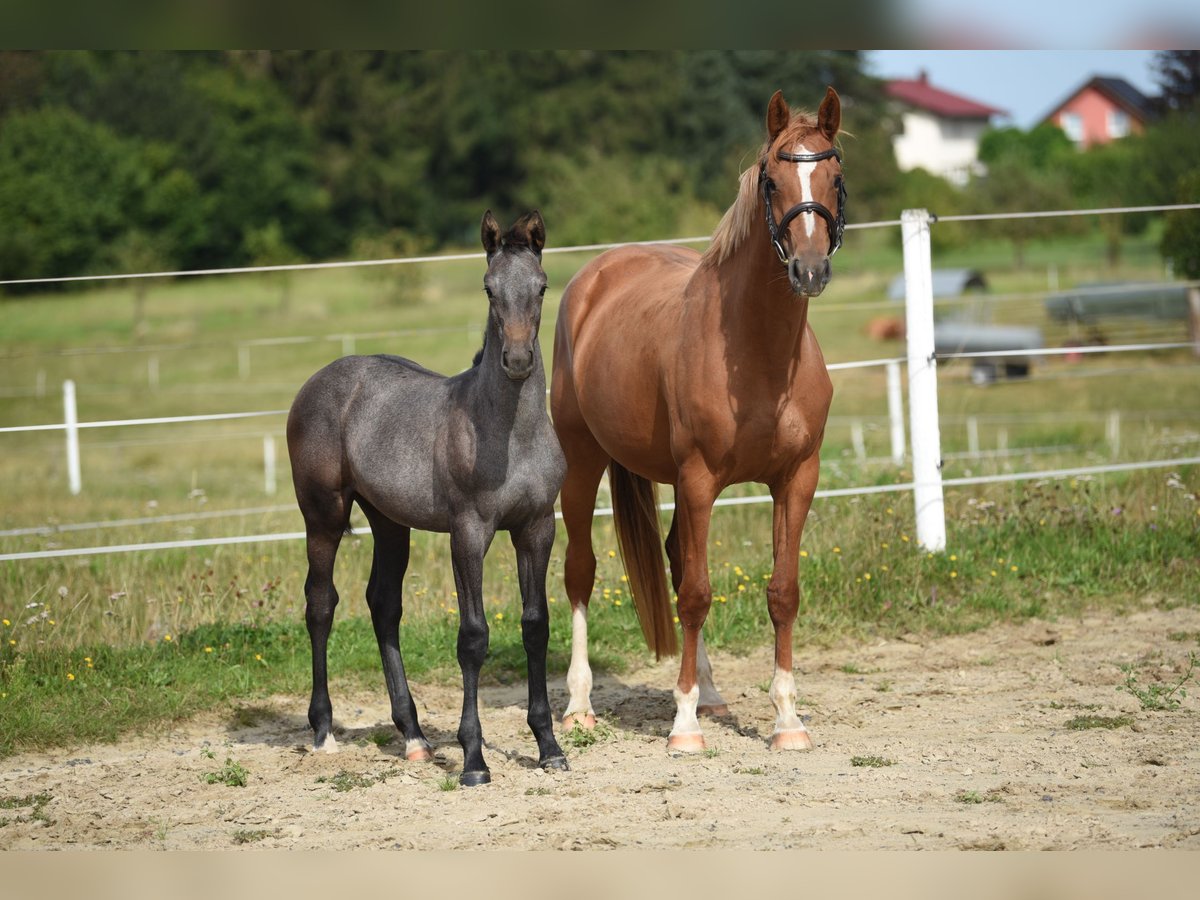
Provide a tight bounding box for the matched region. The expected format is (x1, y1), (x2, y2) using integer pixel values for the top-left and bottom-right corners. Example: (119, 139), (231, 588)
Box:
(702, 112), (828, 267)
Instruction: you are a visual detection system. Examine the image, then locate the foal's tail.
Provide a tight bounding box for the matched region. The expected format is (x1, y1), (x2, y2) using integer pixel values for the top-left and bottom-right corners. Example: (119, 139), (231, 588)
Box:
(608, 462), (678, 659)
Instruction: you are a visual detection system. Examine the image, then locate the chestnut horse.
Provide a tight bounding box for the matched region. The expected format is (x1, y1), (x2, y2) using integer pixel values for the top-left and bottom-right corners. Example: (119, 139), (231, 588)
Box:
(551, 88), (844, 752)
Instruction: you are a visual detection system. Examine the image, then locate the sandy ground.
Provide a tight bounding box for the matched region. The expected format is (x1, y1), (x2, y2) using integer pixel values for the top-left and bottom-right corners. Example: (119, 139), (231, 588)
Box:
(2, 605), (1199, 851)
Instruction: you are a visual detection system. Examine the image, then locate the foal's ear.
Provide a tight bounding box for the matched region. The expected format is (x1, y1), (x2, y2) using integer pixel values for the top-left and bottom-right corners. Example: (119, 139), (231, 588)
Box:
(766, 90), (790, 142)
(817, 86), (841, 141)
(481, 209), (502, 257)
(512, 210), (546, 257)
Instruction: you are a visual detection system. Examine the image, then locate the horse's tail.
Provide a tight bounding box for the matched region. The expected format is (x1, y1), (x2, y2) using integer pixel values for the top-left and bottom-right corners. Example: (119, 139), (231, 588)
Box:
(608, 461), (678, 659)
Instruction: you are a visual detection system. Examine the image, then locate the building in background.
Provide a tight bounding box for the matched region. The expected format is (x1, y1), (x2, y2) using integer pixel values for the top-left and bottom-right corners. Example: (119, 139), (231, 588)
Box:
(1040, 76), (1157, 149)
(885, 71), (1007, 187)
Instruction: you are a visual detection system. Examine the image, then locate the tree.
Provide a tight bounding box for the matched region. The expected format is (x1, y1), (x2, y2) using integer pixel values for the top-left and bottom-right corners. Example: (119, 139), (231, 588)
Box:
(1153, 50), (1200, 116)
(0, 107), (149, 283)
(1161, 172), (1200, 278)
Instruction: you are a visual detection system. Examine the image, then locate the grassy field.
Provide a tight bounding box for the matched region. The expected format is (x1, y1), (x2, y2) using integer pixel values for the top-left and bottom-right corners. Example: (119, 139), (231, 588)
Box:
(2, 219), (1198, 757)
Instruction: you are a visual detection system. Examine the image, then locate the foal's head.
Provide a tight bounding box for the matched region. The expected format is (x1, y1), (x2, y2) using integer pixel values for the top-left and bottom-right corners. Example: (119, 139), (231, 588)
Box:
(480, 210), (548, 381)
(760, 87), (845, 298)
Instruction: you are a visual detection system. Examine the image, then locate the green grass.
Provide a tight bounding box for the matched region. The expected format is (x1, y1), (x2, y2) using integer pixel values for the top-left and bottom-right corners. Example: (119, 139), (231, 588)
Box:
(231, 829), (274, 845)
(1064, 715), (1134, 731)
(315, 768), (400, 792)
(1, 226), (1198, 759)
(1116, 652), (1197, 711)
(851, 755), (895, 768)
(201, 757), (249, 787)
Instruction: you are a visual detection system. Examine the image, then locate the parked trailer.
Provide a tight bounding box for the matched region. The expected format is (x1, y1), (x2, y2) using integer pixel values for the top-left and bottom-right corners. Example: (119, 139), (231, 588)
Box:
(1044, 282), (1190, 323)
(934, 322), (1045, 385)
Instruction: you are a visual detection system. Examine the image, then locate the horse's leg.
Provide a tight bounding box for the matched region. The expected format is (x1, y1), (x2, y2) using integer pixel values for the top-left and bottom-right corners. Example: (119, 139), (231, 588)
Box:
(512, 512), (569, 771)
(450, 518), (496, 786)
(559, 441), (609, 730)
(668, 464), (720, 753)
(301, 508), (347, 752)
(765, 456), (821, 751)
(360, 503), (432, 762)
(666, 515), (727, 717)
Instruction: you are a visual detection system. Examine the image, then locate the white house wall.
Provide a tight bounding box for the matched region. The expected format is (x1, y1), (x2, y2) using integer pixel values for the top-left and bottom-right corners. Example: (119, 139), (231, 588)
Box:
(892, 110), (990, 187)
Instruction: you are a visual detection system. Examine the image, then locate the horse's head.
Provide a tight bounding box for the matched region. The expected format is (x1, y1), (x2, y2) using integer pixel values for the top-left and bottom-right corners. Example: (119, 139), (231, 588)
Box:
(760, 87), (845, 298)
(481, 210), (548, 381)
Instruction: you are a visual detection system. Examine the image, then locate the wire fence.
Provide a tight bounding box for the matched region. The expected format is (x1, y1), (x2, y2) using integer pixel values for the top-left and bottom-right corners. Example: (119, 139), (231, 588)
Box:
(4, 201), (1199, 561)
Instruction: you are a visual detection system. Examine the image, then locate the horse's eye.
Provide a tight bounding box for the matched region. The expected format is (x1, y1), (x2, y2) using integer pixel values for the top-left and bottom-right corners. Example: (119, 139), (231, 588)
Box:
(484, 286), (494, 299)
(539, 285), (547, 297)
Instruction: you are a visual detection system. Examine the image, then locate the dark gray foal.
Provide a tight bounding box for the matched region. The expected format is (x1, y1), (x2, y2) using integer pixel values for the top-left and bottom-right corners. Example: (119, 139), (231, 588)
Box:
(287, 211), (567, 786)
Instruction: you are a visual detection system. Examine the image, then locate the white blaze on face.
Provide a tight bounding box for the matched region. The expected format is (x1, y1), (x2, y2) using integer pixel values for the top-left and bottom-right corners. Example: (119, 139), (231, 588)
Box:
(792, 142), (819, 240)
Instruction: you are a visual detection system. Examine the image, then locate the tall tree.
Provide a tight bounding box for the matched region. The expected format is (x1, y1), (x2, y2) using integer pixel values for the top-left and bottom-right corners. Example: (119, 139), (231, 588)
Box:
(1153, 50), (1200, 115)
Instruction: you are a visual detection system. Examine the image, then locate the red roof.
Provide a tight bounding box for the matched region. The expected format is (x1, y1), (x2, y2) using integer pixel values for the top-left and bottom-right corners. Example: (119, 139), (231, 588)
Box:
(886, 73), (1006, 119)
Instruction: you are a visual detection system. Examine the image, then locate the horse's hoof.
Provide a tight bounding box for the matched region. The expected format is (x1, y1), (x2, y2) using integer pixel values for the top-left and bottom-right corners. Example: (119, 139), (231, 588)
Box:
(562, 712), (596, 730)
(539, 755), (570, 772)
(769, 729), (814, 751)
(698, 704), (730, 717)
(459, 770), (492, 787)
(405, 742), (433, 762)
(314, 734), (339, 754)
(667, 732), (706, 754)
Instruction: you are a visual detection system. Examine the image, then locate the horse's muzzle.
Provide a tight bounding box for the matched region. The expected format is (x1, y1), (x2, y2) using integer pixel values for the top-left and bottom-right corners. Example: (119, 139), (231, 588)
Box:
(501, 346), (535, 381)
(788, 256), (831, 298)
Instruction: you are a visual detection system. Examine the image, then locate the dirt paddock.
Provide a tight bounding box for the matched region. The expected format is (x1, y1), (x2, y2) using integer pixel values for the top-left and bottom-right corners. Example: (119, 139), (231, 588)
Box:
(2, 605), (1198, 851)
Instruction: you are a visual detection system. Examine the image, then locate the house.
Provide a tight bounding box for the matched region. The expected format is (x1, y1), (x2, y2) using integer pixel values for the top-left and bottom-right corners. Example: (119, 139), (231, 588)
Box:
(1040, 76), (1156, 149)
(885, 71), (1007, 187)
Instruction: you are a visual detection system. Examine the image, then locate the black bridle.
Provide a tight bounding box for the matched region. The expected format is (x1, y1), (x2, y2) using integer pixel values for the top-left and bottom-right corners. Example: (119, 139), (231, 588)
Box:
(759, 147), (847, 264)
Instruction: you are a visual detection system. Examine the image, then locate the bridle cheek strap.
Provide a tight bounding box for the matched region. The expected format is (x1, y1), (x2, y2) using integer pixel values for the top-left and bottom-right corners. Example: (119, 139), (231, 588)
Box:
(760, 147), (846, 265)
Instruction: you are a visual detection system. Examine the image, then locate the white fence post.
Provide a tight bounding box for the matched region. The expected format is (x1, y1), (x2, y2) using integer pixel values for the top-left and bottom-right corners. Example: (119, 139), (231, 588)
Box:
(1107, 410), (1121, 460)
(967, 416), (980, 457)
(263, 434), (277, 495)
(901, 209), (946, 552)
(63, 380), (82, 495)
(886, 360), (905, 465)
(850, 420), (867, 462)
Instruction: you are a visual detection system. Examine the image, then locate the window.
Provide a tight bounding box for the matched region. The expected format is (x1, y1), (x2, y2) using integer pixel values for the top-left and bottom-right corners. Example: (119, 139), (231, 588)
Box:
(1060, 112), (1084, 143)
(1108, 109), (1130, 139)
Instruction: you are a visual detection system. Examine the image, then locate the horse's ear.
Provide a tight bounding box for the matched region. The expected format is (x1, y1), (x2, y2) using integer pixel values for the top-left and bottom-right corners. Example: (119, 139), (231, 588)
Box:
(766, 90), (790, 141)
(481, 209), (502, 257)
(513, 210), (546, 257)
(818, 86), (841, 140)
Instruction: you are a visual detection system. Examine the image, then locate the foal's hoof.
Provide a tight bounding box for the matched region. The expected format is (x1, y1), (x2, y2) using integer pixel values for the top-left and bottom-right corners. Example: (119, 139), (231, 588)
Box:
(459, 770), (492, 787)
(313, 733), (339, 754)
(405, 742), (434, 762)
(562, 712), (596, 730)
(698, 704), (730, 717)
(769, 729), (814, 751)
(666, 732), (706, 754)
(539, 755), (570, 772)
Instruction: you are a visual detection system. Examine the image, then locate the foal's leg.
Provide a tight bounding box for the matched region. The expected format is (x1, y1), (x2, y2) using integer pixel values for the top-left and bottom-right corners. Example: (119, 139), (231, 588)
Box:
(668, 463), (720, 753)
(667, 515), (727, 717)
(450, 518), (496, 786)
(301, 513), (347, 752)
(765, 456), (821, 751)
(558, 441), (609, 729)
(512, 512), (569, 771)
(360, 503), (432, 762)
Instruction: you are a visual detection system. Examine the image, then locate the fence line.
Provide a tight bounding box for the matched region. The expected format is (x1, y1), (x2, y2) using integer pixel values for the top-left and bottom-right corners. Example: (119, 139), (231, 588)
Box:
(2, 203), (1194, 290)
(0, 504), (298, 538)
(932, 203), (1200, 224)
(0, 217), (915, 289)
(4, 454), (1197, 563)
(0, 409), (287, 435)
(936, 341), (1196, 363)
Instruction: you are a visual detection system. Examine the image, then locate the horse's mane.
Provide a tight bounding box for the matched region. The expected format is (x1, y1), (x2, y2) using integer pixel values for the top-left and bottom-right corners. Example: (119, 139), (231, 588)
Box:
(702, 112), (827, 267)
